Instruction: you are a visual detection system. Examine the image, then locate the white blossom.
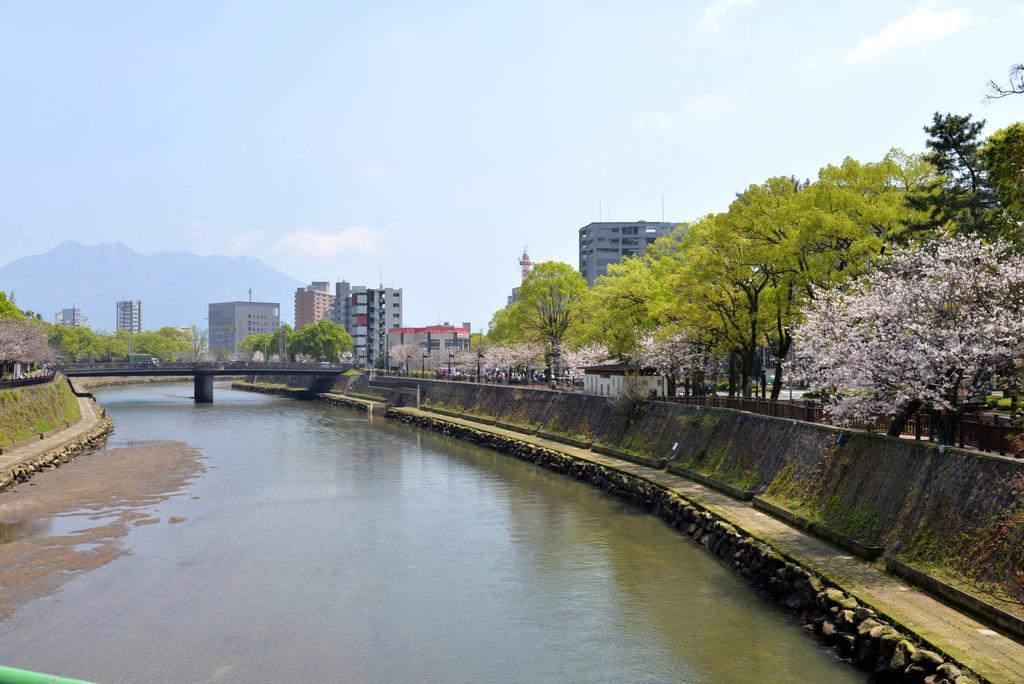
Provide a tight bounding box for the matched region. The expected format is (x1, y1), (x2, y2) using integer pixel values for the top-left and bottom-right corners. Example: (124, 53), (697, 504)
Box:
(636, 331), (719, 381)
(562, 343), (613, 380)
(793, 235), (1024, 440)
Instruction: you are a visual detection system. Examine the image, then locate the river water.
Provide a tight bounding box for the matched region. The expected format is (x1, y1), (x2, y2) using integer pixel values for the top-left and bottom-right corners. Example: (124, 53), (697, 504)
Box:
(0, 385), (864, 683)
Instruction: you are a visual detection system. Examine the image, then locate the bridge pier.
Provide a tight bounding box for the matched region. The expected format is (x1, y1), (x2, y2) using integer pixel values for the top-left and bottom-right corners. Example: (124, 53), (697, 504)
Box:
(194, 373), (214, 403)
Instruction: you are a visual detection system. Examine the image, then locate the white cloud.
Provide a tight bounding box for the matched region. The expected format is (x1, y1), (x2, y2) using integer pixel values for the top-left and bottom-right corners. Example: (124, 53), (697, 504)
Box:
(698, 0), (756, 35)
(845, 2), (974, 65)
(683, 94), (737, 119)
(275, 226), (383, 257)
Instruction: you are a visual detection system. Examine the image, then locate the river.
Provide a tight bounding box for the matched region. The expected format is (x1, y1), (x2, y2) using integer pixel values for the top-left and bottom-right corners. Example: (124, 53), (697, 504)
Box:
(0, 384), (864, 683)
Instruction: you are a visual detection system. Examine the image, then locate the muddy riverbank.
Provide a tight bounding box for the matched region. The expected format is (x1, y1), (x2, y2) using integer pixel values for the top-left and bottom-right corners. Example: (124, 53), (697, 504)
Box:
(0, 441), (204, 620)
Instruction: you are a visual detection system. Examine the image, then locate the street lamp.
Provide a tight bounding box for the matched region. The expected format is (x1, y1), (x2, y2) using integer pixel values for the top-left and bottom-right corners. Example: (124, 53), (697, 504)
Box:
(447, 350), (454, 380)
(477, 350), (483, 384)
(421, 352), (427, 377)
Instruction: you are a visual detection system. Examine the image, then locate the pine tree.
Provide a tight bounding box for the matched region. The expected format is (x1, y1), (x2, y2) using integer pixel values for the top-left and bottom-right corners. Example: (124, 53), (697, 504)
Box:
(907, 112), (998, 237)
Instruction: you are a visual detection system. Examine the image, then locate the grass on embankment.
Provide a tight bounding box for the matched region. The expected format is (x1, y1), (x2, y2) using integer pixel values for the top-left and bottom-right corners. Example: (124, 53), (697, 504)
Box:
(0, 379), (81, 447)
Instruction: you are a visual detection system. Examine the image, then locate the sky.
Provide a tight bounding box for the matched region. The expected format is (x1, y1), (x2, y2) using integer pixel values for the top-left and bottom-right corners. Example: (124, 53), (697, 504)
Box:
(1, 0), (1022, 331)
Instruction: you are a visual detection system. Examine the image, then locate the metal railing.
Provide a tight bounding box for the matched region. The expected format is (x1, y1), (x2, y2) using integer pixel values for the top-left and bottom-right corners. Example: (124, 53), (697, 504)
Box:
(0, 372), (56, 391)
(60, 361), (353, 372)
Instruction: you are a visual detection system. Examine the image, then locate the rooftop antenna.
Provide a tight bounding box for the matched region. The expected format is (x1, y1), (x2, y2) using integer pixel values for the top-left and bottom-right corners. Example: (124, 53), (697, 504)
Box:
(379, 265), (383, 289)
(248, 287), (252, 302)
(599, 198), (602, 222)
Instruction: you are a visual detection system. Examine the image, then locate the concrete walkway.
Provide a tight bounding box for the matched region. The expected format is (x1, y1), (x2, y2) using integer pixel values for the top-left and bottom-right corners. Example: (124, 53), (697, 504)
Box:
(0, 397), (101, 475)
(397, 407), (1024, 684)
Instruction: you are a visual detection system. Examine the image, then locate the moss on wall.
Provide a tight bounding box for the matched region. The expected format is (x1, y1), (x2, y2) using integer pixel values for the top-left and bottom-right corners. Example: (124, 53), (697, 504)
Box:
(0, 378), (81, 447)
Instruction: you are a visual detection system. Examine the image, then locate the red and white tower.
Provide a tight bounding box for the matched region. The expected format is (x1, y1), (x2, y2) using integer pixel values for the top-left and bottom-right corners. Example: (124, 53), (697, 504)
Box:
(519, 246), (533, 282)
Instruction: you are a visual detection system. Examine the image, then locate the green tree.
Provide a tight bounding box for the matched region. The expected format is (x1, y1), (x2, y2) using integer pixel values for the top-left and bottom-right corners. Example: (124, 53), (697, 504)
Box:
(289, 319), (352, 362)
(0, 292), (25, 320)
(907, 112), (998, 238)
(983, 122), (1024, 237)
(133, 327), (191, 361)
(489, 261), (587, 379)
(48, 325), (103, 362)
(568, 230), (688, 359)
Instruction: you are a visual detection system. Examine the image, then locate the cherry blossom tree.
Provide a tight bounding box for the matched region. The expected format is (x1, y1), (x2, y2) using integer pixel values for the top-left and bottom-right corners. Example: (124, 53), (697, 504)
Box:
(388, 342), (420, 375)
(561, 343), (613, 381)
(0, 320), (51, 376)
(794, 236), (1024, 444)
(483, 342), (543, 381)
(636, 331), (719, 396)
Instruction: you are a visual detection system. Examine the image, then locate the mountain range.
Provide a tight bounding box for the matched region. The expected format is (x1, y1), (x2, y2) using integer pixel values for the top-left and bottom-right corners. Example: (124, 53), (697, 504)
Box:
(0, 241), (303, 331)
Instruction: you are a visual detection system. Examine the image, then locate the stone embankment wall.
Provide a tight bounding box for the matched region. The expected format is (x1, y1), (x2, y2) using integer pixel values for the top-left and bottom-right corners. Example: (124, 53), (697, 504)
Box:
(0, 377), (82, 447)
(243, 373), (388, 402)
(232, 381), (371, 413)
(0, 406), (113, 491)
(389, 380), (1024, 606)
(70, 376), (193, 390)
(390, 409), (975, 684)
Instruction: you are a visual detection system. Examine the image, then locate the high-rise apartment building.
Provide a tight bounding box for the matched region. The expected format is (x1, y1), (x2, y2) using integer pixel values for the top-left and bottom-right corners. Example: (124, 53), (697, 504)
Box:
(332, 281), (403, 367)
(55, 307), (87, 327)
(116, 300), (143, 333)
(578, 221), (679, 286)
(294, 281), (335, 330)
(208, 301), (280, 358)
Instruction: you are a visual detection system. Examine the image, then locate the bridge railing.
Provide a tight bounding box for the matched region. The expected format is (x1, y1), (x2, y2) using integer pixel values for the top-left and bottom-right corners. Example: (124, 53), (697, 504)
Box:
(60, 361), (355, 372)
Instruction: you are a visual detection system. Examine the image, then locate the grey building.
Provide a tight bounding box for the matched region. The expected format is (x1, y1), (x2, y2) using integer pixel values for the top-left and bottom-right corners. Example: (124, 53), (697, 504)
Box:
(208, 301), (280, 358)
(116, 300), (143, 333)
(55, 307), (87, 327)
(333, 281), (403, 367)
(578, 221), (679, 286)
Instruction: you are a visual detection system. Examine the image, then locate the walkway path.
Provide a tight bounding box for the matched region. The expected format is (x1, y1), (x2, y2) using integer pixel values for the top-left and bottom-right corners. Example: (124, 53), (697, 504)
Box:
(0, 397), (101, 475)
(396, 407), (1024, 683)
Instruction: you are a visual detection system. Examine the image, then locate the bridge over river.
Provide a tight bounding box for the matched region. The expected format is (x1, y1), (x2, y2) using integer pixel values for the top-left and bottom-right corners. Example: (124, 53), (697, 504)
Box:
(62, 362), (351, 402)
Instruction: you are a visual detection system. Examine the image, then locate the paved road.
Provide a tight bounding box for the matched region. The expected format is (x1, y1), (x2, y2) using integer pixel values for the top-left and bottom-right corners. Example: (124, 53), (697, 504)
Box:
(396, 407), (1024, 684)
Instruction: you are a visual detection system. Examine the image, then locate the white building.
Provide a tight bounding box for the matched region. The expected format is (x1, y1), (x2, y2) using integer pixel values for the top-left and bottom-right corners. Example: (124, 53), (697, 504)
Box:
(583, 363), (667, 398)
(116, 300), (143, 333)
(333, 281), (403, 367)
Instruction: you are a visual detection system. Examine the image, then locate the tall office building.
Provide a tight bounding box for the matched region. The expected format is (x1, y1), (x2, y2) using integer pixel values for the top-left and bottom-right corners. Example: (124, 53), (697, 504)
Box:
(208, 301), (280, 358)
(116, 300), (143, 333)
(578, 221), (679, 286)
(294, 281), (335, 330)
(55, 307), (87, 327)
(333, 281), (403, 367)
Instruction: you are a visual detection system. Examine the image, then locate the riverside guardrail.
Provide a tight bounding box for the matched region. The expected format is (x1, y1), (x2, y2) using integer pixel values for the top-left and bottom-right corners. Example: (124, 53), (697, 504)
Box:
(0, 373), (55, 391)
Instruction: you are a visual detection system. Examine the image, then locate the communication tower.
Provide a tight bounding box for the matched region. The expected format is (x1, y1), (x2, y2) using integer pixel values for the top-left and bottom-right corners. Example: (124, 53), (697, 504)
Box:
(519, 246), (533, 282)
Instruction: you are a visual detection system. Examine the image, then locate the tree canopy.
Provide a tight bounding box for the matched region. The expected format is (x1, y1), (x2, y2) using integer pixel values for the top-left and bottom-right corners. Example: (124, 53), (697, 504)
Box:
(288, 319), (352, 363)
(487, 261), (587, 379)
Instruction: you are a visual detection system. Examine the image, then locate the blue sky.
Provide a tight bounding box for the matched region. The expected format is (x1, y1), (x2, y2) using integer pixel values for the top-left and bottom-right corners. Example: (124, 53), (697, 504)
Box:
(2, 0), (1022, 330)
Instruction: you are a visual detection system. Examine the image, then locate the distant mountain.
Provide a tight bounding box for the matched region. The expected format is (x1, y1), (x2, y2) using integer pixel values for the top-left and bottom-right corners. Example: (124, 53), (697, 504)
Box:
(0, 241), (303, 331)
